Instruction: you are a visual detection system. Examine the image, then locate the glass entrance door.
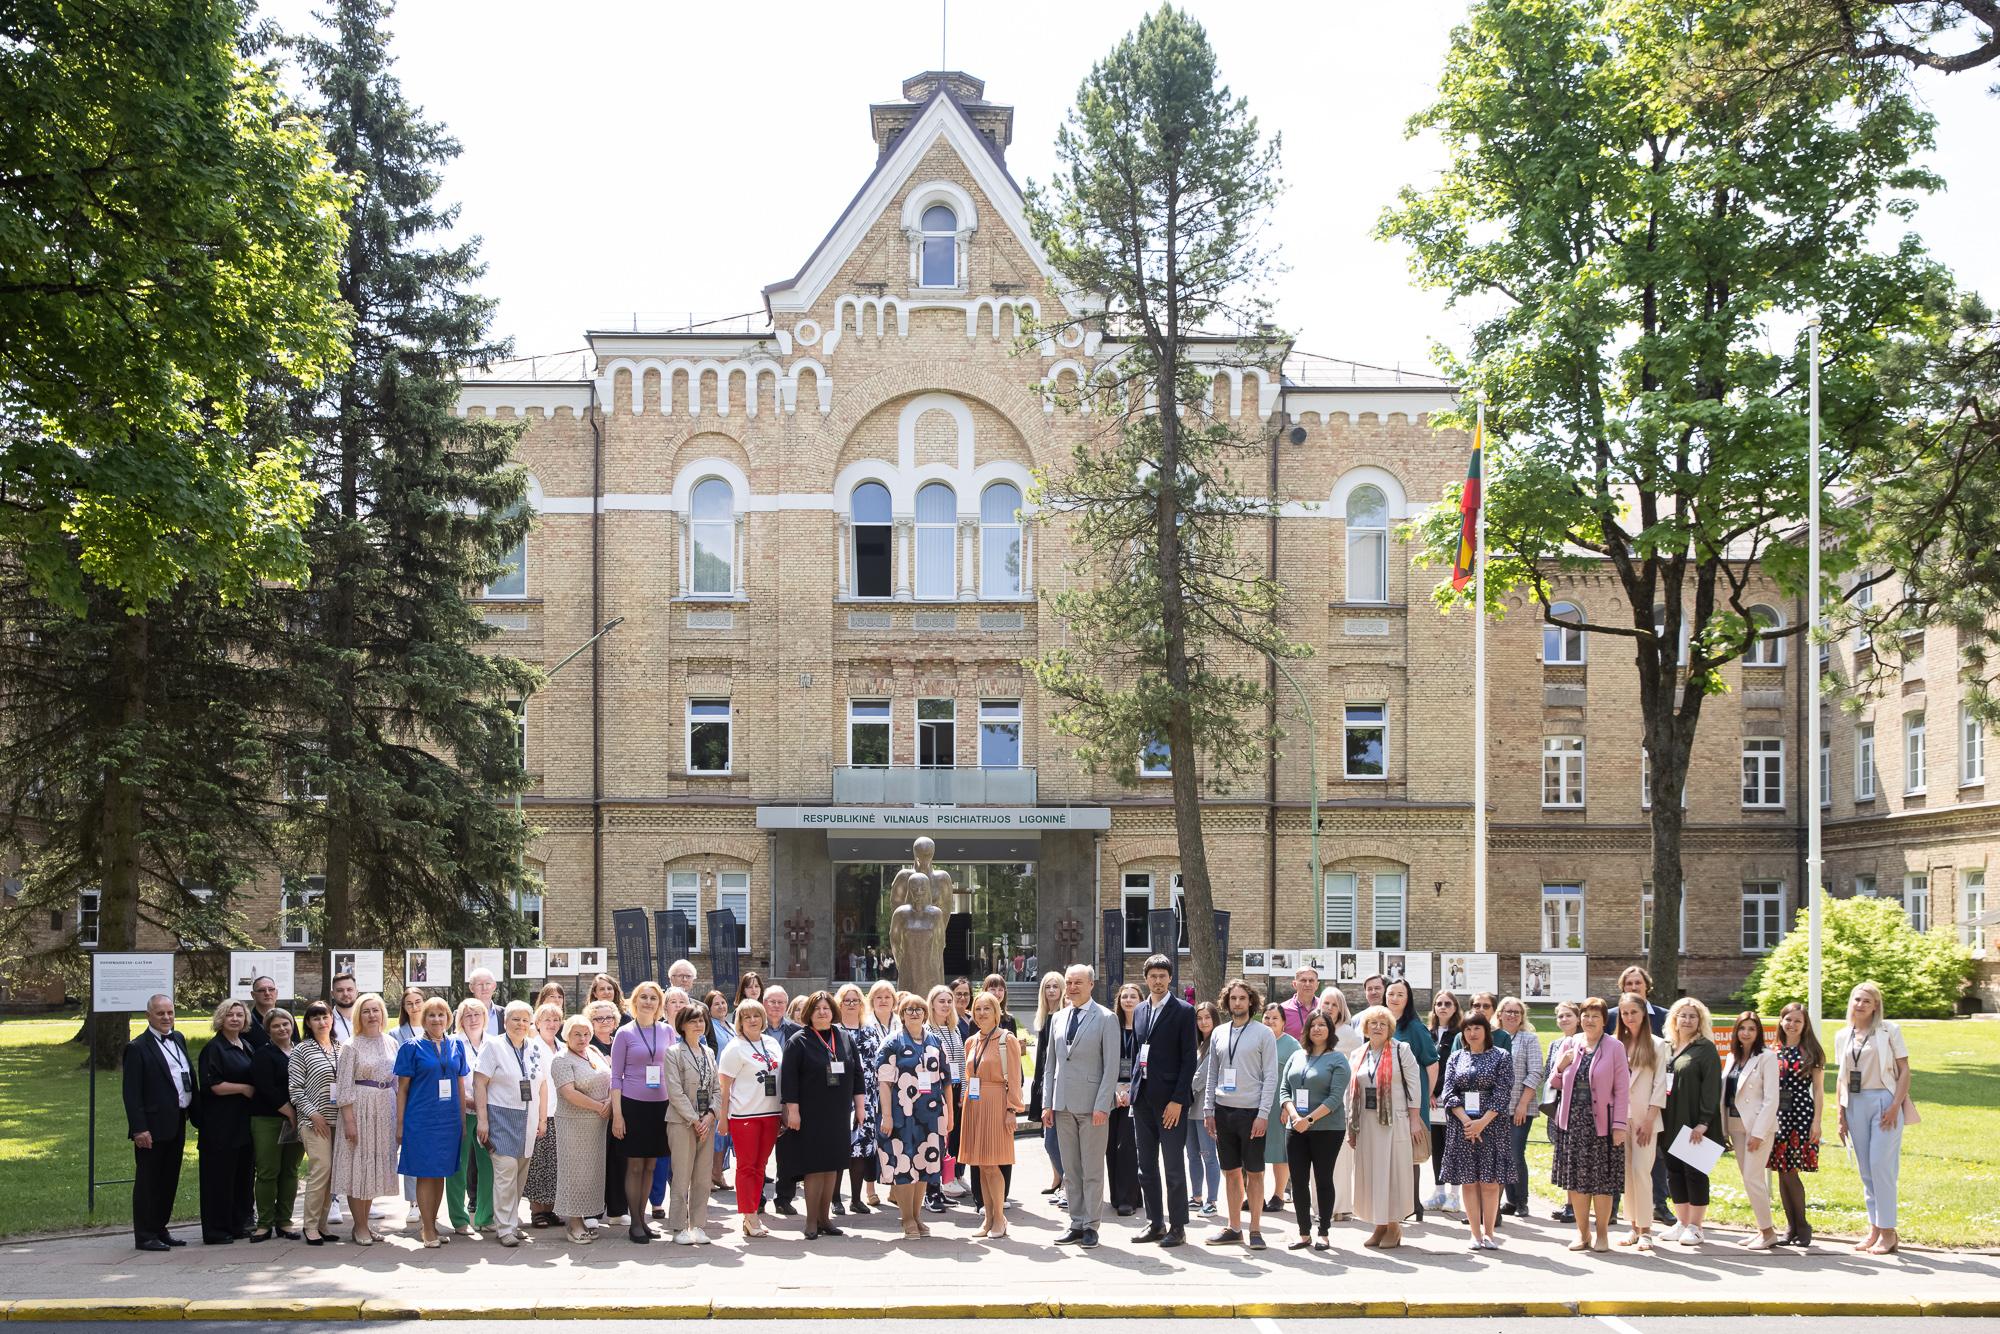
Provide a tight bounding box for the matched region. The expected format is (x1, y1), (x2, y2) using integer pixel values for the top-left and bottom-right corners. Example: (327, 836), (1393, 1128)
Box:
(832, 861), (1037, 984)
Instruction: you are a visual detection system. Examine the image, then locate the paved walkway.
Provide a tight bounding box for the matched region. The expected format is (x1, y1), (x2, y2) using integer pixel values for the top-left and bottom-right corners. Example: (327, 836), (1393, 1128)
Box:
(7, 1153), (1997, 1319)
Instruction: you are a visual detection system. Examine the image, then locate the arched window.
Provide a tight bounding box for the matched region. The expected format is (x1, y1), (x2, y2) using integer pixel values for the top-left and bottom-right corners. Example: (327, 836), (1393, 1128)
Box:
(1745, 604), (1785, 667)
(915, 481), (957, 599)
(851, 482), (892, 598)
(689, 478), (734, 595)
(1544, 601), (1585, 664)
(1345, 484), (1388, 603)
(920, 204), (958, 287)
(980, 482), (1022, 597)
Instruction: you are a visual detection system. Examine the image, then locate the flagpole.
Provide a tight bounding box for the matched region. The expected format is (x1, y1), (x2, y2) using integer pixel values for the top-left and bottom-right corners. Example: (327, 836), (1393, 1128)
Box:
(1806, 315), (1823, 1036)
(1473, 401), (1488, 954)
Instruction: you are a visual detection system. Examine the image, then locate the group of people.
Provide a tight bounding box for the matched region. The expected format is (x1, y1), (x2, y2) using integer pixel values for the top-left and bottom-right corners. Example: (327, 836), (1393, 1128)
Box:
(120, 955), (1914, 1259)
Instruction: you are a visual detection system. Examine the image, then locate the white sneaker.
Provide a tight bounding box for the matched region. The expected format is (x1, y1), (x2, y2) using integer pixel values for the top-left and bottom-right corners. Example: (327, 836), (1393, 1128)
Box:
(1658, 1221), (1685, 1243)
(941, 1179), (969, 1198)
(406, 1203), (422, 1223)
(1681, 1225), (1704, 1246)
(692, 1228), (711, 1246)
(674, 1228), (699, 1246)
(1424, 1189), (1446, 1210)
(1445, 1187), (1462, 1212)
(327, 1201), (346, 1226)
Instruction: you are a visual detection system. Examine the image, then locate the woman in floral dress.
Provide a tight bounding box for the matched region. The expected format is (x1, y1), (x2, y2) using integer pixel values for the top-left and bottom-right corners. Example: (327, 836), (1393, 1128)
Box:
(332, 994), (400, 1245)
(835, 984), (881, 1215)
(1438, 1012), (1518, 1250)
(877, 991), (952, 1238)
(1769, 1001), (1825, 1247)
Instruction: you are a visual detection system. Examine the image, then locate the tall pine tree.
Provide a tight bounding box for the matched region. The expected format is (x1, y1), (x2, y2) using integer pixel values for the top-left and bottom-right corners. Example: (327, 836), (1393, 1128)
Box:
(276, 0), (537, 950)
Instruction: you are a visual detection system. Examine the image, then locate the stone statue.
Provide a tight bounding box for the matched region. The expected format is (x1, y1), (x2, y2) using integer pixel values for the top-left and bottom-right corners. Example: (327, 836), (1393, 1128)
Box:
(888, 836), (950, 998)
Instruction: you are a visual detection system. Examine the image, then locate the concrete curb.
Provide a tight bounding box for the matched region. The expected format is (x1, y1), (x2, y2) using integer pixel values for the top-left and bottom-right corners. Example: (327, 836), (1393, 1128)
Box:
(7, 1296), (2000, 1320)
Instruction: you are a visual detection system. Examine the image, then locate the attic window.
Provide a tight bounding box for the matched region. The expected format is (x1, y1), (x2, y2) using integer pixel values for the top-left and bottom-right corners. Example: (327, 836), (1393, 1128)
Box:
(920, 205), (958, 287)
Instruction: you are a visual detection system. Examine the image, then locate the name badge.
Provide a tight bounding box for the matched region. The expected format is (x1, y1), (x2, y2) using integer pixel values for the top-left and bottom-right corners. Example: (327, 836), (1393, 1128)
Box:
(179, 1071), (195, 1095)
(1138, 1042), (1151, 1069)
(1292, 1087), (1311, 1112)
(829, 1060), (845, 1075)
(1465, 1090), (1482, 1116)
(1849, 1066), (1863, 1093)
(967, 1076), (982, 1101)
(1364, 1085), (1379, 1111)
(949, 1061), (961, 1081)
(644, 1064), (662, 1089)
(915, 1067), (933, 1090)
(438, 1078), (453, 1101)
(517, 1078), (532, 1103)
(1219, 1066), (1238, 1094)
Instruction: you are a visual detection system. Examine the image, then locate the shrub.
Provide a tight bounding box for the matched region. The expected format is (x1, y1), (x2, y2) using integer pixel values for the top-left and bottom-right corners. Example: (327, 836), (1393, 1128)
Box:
(1738, 895), (1975, 1019)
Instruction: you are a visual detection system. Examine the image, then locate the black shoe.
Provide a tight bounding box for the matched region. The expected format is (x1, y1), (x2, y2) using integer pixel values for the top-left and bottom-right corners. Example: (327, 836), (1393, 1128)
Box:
(248, 1228), (273, 1243)
(832, 1198), (846, 1216)
(772, 1201), (798, 1216)
(1054, 1227), (1087, 1245)
(1248, 1231), (1267, 1250)
(1041, 1182), (1063, 1195)
(651, 1206), (667, 1221)
(627, 1222), (652, 1244)
(1554, 1205), (1575, 1224)
(276, 1228), (302, 1241)
(202, 1234), (234, 1245)
(849, 1198), (871, 1215)
(925, 1197), (947, 1213)
(1115, 1206), (1137, 1217)
(163, 1236), (186, 1247)
(304, 1234), (324, 1247)
(1266, 1194), (1284, 1212)
(819, 1223), (844, 1236)
(1134, 1223), (1166, 1244)
(1498, 1203), (1516, 1216)
(1314, 1233), (1330, 1251)
(135, 1239), (170, 1252)
(1161, 1226), (1186, 1247)
(1654, 1205), (1675, 1225)
(1080, 1228), (1100, 1248)
(1206, 1227), (1243, 1245)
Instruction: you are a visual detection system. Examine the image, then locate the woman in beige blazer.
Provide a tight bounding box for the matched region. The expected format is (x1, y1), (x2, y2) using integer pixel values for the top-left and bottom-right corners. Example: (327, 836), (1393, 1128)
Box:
(1723, 1012), (1782, 1250)
(1614, 992), (1670, 1250)
(661, 1004), (720, 1245)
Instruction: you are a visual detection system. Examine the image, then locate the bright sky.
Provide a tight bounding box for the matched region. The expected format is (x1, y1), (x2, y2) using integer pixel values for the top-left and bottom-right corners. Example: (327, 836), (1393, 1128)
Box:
(265, 0), (1999, 373)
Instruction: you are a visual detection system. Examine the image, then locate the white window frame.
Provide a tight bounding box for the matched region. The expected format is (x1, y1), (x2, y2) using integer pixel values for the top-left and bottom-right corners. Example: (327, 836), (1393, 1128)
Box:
(1343, 703), (1387, 780)
(850, 482), (894, 599)
(686, 698), (732, 775)
(978, 482), (1022, 599)
(1853, 577), (1874, 650)
(285, 746), (327, 802)
(1543, 602), (1585, 664)
(177, 883), (216, 950)
(281, 875), (324, 949)
(669, 871), (702, 949)
(1542, 736), (1586, 808)
(485, 511), (526, 599)
(1905, 712), (1927, 794)
(918, 203), (960, 288)
(77, 888), (101, 949)
(1344, 485), (1389, 604)
(1741, 880), (1786, 953)
(1963, 703), (1985, 787)
(1741, 738), (1785, 809)
(1541, 883), (1584, 951)
(914, 481), (957, 601)
(1323, 872), (1357, 949)
(848, 698), (891, 768)
(1652, 604), (1691, 665)
(1744, 605), (1785, 667)
(1372, 871), (1407, 949)
(1641, 882), (1689, 957)
(718, 871), (751, 952)
(688, 477), (736, 597)
(1641, 747), (1687, 810)
(1139, 735), (1172, 777)
(516, 887), (544, 943)
(1960, 869), (1986, 957)
(917, 697), (956, 769)
(1121, 871), (1153, 951)
(1856, 723), (1877, 801)
(978, 698), (1021, 768)
(1819, 734), (1832, 809)
(1904, 872), (1929, 932)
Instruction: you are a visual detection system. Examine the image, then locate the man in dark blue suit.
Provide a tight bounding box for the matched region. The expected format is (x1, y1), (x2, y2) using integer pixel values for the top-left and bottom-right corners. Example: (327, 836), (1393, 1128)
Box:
(123, 994), (194, 1251)
(1130, 953), (1198, 1247)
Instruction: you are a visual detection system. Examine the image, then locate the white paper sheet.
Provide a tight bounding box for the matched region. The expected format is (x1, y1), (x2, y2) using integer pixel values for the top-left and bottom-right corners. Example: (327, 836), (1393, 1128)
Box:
(1667, 1124), (1724, 1175)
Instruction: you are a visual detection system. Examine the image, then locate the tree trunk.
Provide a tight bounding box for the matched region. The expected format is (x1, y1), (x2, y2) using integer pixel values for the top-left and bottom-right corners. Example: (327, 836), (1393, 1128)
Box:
(89, 612), (150, 1069)
(1642, 677), (1703, 1001)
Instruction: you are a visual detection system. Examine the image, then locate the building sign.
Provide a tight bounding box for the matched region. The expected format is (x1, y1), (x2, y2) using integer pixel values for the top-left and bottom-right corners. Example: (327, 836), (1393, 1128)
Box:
(756, 806), (1110, 831)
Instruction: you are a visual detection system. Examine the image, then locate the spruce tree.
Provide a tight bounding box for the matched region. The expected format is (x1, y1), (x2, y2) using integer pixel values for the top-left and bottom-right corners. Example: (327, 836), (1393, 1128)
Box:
(276, 0), (537, 950)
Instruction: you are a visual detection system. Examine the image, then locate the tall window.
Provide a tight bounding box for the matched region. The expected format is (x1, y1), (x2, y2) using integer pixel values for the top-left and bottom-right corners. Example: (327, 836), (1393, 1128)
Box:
(686, 699), (732, 774)
(1819, 735), (1832, 808)
(281, 875), (323, 949)
(1853, 576), (1874, 649)
(1344, 704), (1387, 779)
(1543, 737), (1585, 808)
(1541, 883), (1584, 950)
(669, 871), (702, 948)
(1373, 872), (1407, 948)
(1905, 712), (1927, 793)
(979, 699), (1021, 768)
(516, 887), (544, 941)
(285, 746), (327, 802)
(718, 871), (751, 951)
(919, 203), (958, 287)
(1856, 723), (1877, 800)
(1742, 881), (1786, 952)
(1904, 872), (1929, 931)
(848, 699), (890, 767)
(1122, 872), (1152, 950)
(690, 478), (735, 595)
(77, 888), (101, 949)
(979, 482), (1022, 597)
(1742, 738), (1784, 809)
(917, 698), (955, 768)
(1961, 869), (1987, 955)
(851, 482), (893, 598)
(915, 482), (956, 599)
(1140, 734), (1172, 777)
(1345, 485), (1388, 603)
(1744, 605), (1785, 666)
(1543, 602), (1585, 664)
(1641, 882), (1688, 955)
(486, 506), (526, 598)
(1963, 703), (1986, 786)
(1855, 873), (1878, 899)
(1323, 872), (1357, 949)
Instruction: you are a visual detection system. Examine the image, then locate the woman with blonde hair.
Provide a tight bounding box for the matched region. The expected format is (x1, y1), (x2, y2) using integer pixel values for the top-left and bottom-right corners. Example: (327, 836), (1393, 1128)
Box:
(1659, 996), (1720, 1246)
(958, 990), (1025, 1238)
(446, 998), (493, 1235)
(393, 995), (468, 1246)
(332, 993), (400, 1245)
(474, 1000), (551, 1246)
(924, 983), (968, 1211)
(877, 989), (953, 1237)
(1494, 995), (1542, 1222)
(1836, 980), (1910, 1255)
(1345, 1004), (1424, 1249)
(834, 982), (883, 1213)
(608, 981), (670, 1244)
(1028, 970), (1067, 1202)
(865, 978), (898, 1034)
(1614, 992), (1670, 1250)
(197, 999), (258, 1244)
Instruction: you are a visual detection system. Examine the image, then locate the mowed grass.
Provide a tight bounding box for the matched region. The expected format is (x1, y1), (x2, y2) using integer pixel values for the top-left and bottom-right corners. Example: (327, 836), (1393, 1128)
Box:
(1515, 1017), (2000, 1248)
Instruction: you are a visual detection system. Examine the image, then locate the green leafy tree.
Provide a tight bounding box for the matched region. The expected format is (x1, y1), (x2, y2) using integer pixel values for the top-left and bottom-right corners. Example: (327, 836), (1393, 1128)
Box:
(1026, 4), (1304, 1001)
(0, 0), (352, 1063)
(1381, 0), (1948, 997)
(274, 0), (537, 950)
(1726, 2), (2000, 82)
(1740, 895), (1975, 1019)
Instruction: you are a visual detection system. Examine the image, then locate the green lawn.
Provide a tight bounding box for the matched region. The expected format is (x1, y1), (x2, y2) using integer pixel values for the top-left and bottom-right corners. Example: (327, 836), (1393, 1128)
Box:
(4, 1014), (1997, 1246)
(1514, 1017), (2000, 1248)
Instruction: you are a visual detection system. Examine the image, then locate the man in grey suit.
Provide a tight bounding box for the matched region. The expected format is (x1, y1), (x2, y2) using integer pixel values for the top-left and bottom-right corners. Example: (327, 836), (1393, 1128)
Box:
(1040, 963), (1120, 1248)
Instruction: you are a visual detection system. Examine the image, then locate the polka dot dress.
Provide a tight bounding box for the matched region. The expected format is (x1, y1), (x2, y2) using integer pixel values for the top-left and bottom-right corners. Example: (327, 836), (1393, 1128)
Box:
(1767, 1044), (1820, 1173)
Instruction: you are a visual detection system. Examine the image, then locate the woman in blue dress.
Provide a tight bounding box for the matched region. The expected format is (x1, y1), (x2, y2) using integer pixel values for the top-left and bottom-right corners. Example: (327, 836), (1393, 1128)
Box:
(876, 991), (952, 1238)
(1438, 1012), (1518, 1251)
(393, 996), (469, 1247)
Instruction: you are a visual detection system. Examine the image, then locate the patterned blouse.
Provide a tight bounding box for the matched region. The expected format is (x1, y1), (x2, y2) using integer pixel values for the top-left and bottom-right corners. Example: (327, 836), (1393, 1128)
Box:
(287, 1037), (341, 1121)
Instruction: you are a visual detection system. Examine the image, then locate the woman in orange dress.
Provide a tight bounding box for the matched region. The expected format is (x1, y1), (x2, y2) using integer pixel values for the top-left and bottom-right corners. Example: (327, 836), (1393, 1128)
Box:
(956, 990), (1025, 1239)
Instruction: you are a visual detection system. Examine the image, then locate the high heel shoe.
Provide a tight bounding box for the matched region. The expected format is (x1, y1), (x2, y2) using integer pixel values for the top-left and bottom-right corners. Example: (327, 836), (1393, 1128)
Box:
(351, 1227), (374, 1247)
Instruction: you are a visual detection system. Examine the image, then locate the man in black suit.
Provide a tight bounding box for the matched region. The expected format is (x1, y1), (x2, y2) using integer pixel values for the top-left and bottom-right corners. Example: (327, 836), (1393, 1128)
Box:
(123, 993), (193, 1251)
(1130, 953), (1198, 1247)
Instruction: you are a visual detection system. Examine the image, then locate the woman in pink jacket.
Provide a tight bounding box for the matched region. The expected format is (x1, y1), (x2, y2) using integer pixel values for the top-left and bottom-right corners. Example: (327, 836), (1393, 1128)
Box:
(1549, 996), (1629, 1252)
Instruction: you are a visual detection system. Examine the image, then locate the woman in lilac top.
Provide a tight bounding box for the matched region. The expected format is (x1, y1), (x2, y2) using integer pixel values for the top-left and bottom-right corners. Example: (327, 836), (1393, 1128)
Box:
(609, 981), (673, 1244)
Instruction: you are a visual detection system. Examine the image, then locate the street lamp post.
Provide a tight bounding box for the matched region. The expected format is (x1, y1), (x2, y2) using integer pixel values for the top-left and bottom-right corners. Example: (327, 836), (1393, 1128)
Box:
(513, 616), (625, 908)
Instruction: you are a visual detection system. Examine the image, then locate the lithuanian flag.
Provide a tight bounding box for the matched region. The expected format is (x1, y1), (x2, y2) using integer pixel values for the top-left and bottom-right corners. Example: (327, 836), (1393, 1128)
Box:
(1450, 422), (1482, 591)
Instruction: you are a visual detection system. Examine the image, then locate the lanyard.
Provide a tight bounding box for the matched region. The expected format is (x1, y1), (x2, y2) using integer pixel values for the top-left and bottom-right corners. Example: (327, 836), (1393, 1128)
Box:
(818, 1028), (838, 1060)
(1225, 1019), (1252, 1065)
(638, 1023), (659, 1061)
(511, 1038), (532, 1081)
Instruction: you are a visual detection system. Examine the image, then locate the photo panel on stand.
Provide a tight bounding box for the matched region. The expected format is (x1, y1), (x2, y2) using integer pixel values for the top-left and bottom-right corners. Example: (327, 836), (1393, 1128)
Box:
(404, 949), (452, 989)
(229, 951), (296, 1003)
(327, 949), (384, 993)
(1436, 951), (1498, 995)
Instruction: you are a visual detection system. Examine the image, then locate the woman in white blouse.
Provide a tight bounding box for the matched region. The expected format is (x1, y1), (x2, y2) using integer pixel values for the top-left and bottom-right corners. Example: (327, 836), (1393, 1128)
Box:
(474, 1001), (552, 1246)
(1723, 1011), (1782, 1250)
(1834, 981), (1911, 1255)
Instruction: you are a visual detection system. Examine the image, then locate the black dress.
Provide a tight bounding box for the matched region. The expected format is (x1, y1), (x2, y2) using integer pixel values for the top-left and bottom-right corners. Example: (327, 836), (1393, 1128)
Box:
(197, 1036), (257, 1241)
(1106, 1024), (1142, 1212)
(778, 1026), (862, 1178)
